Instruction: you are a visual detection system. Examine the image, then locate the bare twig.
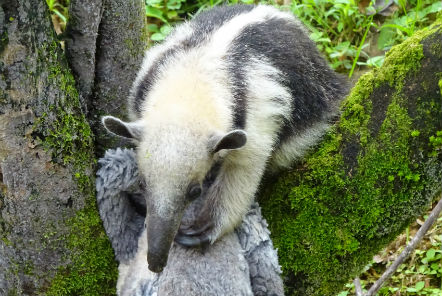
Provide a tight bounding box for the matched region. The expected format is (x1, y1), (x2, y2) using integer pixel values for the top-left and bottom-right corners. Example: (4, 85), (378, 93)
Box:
(354, 277), (363, 296)
(364, 196), (442, 296)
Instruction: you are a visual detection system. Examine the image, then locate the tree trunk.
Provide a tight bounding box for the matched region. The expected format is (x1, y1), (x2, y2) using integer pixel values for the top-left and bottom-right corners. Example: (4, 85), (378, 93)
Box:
(0, 0), (146, 294)
(259, 16), (442, 296)
(65, 0), (148, 155)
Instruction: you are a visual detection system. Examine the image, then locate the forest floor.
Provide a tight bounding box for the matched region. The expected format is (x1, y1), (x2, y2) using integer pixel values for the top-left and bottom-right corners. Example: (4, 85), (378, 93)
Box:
(339, 197), (442, 296)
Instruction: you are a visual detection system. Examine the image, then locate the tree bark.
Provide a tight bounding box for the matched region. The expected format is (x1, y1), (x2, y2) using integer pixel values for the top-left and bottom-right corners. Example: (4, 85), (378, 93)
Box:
(65, 0), (147, 155)
(1, 0), (147, 293)
(259, 17), (442, 296)
(91, 0), (147, 155)
(64, 0), (103, 114)
(0, 0), (95, 293)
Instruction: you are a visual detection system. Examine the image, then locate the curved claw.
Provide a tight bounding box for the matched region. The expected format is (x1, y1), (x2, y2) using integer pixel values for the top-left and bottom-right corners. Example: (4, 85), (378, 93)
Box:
(174, 232), (211, 247)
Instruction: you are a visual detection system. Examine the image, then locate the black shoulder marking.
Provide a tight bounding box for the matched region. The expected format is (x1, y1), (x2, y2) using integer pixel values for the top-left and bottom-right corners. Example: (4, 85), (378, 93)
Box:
(131, 5), (255, 117)
(132, 47), (179, 115)
(190, 5), (254, 40)
(227, 16), (348, 140)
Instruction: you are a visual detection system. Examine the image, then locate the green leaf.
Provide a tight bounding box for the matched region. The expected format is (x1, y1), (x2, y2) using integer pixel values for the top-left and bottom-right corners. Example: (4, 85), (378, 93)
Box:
(53, 9), (67, 23)
(147, 24), (159, 33)
(365, 55), (385, 68)
(378, 26), (396, 50)
(426, 248), (436, 260)
(425, 2), (442, 15)
(411, 130), (420, 137)
(150, 32), (165, 41)
(166, 0), (181, 10)
(167, 11), (178, 19)
(160, 25), (172, 36)
(145, 0), (163, 5)
(146, 6), (168, 23)
(415, 281), (425, 291)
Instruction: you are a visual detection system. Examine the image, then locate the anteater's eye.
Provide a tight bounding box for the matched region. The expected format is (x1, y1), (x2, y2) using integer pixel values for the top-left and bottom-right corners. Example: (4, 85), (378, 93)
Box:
(187, 183), (202, 201)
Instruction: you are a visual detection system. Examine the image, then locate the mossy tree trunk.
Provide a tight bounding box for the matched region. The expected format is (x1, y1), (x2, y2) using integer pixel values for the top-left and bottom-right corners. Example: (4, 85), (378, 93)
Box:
(259, 17), (442, 296)
(0, 0), (146, 295)
(1, 0), (441, 295)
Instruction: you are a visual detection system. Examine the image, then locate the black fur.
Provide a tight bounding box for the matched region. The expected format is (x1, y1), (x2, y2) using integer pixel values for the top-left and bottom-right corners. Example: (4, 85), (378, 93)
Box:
(132, 5), (347, 147)
(227, 17), (348, 143)
(132, 5), (254, 116)
(126, 192), (147, 217)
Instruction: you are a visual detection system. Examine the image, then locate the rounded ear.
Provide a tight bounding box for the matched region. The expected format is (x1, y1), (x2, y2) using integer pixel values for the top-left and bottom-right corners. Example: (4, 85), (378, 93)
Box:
(102, 116), (144, 140)
(209, 130), (247, 154)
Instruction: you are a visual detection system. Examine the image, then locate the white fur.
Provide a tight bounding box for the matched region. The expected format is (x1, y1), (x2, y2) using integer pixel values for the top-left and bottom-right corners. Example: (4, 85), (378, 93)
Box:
(270, 121), (331, 171)
(117, 228), (157, 295)
(206, 57), (293, 239)
(128, 22), (195, 121)
(118, 5), (331, 241)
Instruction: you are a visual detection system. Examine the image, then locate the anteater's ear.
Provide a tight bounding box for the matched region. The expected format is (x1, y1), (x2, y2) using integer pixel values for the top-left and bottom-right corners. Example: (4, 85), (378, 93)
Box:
(102, 116), (143, 140)
(209, 130), (247, 154)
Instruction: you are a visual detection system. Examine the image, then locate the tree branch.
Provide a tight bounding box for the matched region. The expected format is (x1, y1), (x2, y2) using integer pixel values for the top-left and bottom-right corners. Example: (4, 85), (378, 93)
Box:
(65, 0), (103, 114)
(92, 0), (148, 154)
(354, 277), (363, 296)
(365, 195), (442, 296)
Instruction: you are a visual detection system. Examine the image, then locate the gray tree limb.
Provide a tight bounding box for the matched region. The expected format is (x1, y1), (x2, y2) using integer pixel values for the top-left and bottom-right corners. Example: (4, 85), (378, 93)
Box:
(365, 195), (442, 296)
(65, 0), (103, 114)
(92, 0), (148, 154)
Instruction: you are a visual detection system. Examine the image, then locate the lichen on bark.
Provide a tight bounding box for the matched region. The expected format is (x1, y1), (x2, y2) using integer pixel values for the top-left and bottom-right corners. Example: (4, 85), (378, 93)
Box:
(0, 1), (116, 294)
(259, 16), (442, 296)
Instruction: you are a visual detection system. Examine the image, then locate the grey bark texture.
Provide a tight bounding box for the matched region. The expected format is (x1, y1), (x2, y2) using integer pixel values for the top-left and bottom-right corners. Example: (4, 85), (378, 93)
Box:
(0, 0), (147, 294)
(65, 0), (103, 114)
(65, 0), (148, 155)
(0, 0), (94, 294)
(92, 0), (148, 155)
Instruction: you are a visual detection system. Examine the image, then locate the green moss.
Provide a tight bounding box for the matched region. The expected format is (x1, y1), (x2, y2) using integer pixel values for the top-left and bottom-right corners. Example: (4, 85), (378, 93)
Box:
(46, 196), (117, 296)
(33, 41), (117, 295)
(260, 17), (442, 295)
(430, 41), (442, 58)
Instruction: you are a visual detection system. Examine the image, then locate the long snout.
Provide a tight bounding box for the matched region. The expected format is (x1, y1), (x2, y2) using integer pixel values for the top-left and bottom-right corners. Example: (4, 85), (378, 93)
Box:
(146, 211), (184, 273)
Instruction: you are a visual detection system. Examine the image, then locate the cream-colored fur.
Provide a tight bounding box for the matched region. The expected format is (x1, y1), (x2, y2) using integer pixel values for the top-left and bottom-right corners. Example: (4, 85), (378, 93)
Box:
(117, 228), (157, 295)
(127, 5), (331, 241)
(109, 5), (335, 246)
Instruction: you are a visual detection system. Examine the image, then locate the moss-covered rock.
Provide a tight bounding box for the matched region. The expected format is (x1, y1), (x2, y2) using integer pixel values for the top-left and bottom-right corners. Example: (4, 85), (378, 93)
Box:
(259, 16), (442, 296)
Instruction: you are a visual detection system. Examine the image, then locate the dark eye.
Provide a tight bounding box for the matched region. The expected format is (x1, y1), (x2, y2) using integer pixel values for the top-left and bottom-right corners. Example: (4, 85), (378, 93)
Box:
(187, 184), (202, 201)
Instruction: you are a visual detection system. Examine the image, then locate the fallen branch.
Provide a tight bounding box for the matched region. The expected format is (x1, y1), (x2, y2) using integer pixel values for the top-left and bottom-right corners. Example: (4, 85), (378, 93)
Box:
(354, 277), (363, 296)
(364, 195), (442, 296)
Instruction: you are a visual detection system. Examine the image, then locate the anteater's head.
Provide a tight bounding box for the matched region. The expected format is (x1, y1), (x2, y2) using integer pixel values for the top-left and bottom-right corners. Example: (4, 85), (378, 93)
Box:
(102, 116), (246, 273)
